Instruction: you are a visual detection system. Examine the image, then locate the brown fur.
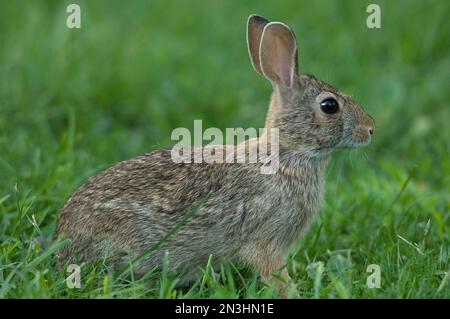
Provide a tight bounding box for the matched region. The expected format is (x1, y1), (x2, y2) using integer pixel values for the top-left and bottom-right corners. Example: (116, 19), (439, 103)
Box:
(55, 15), (374, 296)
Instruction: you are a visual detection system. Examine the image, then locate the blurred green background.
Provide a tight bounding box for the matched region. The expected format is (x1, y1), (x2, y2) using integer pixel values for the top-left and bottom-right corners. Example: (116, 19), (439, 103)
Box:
(0, 0), (448, 298)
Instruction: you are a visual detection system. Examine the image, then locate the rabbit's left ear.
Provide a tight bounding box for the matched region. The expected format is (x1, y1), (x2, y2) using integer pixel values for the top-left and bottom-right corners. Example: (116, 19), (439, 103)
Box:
(259, 22), (299, 88)
(247, 14), (269, 76)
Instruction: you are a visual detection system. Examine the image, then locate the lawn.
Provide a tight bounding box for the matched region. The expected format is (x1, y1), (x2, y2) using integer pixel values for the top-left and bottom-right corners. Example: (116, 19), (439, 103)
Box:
(0, 0), (448, 298)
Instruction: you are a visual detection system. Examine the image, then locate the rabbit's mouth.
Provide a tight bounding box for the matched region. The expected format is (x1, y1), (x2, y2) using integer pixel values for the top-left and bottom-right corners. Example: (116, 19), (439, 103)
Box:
(338, 136), (372, 149)
(341, 140), (371, 149)
(337, 127), (373, 149)
(337, 122), (374, 148)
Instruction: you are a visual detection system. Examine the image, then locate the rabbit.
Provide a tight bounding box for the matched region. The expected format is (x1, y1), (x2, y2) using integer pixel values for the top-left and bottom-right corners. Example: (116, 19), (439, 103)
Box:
(55, 14), (374, 297)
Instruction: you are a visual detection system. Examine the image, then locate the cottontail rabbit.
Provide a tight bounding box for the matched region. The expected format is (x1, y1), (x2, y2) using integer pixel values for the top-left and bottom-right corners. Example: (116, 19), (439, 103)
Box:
(55, 15), (374, 296)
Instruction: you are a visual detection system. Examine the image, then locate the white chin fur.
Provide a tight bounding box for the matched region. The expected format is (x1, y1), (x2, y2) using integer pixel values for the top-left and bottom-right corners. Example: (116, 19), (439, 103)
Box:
(340, 139), (371, 148)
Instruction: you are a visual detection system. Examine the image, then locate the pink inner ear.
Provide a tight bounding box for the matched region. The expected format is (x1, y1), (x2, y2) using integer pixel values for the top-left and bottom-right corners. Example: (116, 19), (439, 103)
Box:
(274, 37), (294, 87)
(260, 23), (298, 87)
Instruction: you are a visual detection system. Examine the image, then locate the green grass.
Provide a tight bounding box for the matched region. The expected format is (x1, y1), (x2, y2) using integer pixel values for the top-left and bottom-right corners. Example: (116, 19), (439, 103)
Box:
(0, 0), (449, 298)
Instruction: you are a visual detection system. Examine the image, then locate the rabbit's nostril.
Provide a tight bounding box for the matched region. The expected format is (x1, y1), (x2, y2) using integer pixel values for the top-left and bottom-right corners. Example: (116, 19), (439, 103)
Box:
(369, 127), (374, 135)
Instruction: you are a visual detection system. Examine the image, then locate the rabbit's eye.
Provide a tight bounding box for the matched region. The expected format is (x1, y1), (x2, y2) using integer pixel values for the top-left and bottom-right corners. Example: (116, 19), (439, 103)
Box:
(320, 98), (339, 114)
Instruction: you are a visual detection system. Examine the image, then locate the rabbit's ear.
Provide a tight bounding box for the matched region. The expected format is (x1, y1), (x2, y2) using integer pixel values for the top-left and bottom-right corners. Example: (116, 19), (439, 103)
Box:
(247, 14), (269, 76)
(259, 22), (299, 88)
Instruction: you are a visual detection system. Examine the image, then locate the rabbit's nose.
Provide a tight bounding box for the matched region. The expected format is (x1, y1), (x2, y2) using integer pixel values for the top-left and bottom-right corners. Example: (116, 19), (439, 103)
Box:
(365, 115), (375, 136)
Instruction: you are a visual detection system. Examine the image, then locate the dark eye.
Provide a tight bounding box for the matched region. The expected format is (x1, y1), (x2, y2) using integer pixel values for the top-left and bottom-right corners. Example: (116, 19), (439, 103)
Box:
(320, 98), (339, 114)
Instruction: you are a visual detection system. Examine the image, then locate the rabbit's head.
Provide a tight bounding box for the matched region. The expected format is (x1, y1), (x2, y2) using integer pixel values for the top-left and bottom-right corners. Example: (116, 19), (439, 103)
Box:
(247, 15), (374, 157)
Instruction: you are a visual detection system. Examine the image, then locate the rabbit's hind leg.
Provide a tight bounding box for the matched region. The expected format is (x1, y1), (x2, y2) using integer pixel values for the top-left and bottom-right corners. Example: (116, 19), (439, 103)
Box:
(240, 245), (297, 298)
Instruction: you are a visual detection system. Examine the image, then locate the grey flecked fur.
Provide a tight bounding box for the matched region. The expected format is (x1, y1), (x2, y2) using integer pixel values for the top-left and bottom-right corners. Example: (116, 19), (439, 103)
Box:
(55, 15), (375, 289)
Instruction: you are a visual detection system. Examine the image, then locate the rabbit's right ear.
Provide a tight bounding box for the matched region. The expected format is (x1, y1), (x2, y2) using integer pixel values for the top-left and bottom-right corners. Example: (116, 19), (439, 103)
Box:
(247, 14), (269, 76)
(259, 22), (299, 88)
